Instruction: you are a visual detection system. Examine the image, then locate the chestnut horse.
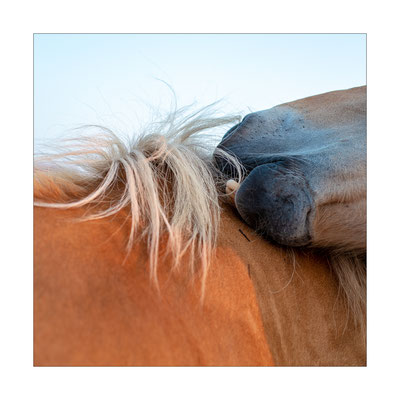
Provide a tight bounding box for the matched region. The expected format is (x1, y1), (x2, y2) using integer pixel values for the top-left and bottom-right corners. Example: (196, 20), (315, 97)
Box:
(34, 88), (366, 366)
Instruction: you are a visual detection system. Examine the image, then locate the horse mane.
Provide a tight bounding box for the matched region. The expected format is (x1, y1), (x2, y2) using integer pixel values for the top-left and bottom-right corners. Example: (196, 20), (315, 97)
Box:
(326, 251), (366, 334)
(34, 104), (244, 293)
(34, 104), (365, 331)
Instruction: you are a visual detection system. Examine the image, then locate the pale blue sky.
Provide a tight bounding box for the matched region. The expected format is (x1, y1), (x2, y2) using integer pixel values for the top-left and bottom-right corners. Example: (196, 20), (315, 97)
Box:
(34, 34), (366, 142)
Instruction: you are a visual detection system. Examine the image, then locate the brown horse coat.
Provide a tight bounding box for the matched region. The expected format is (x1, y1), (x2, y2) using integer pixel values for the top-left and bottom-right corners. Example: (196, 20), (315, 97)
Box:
(34, 204), (365, 366)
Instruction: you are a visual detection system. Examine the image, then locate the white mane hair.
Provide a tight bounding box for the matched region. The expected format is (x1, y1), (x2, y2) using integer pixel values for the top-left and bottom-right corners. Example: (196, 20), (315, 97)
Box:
(34, 103), (244, 294)
(34, 102), (365, 331)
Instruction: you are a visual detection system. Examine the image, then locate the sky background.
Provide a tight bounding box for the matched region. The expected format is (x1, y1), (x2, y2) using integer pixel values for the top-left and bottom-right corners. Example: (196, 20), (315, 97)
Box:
(34, 34), (366, 143)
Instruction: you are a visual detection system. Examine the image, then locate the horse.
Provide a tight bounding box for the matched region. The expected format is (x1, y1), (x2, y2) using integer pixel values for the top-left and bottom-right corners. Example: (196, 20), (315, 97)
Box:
(34, 88), (366, 366)
(216, 85), (366, 331)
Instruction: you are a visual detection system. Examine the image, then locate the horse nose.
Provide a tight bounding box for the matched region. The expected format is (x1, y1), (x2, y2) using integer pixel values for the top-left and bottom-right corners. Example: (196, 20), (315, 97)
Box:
(234, 163), (314, 246)
(220, 113), (261, 143)
(220, 122), (241, 143)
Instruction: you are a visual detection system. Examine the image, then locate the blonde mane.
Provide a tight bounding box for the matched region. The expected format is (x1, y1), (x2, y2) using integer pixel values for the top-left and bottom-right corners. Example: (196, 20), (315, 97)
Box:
(34, 105), (244, 293)
(34, 104), (365, 330)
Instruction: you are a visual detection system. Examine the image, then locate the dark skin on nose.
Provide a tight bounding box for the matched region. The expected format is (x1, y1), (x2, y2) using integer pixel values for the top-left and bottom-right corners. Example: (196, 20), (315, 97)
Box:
(214, 106), (317, 246)
(234, 163), (314, 247)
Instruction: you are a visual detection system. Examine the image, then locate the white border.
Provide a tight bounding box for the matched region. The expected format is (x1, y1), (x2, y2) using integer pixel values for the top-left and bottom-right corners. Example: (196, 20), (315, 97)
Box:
(2, 0), (400, 399)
